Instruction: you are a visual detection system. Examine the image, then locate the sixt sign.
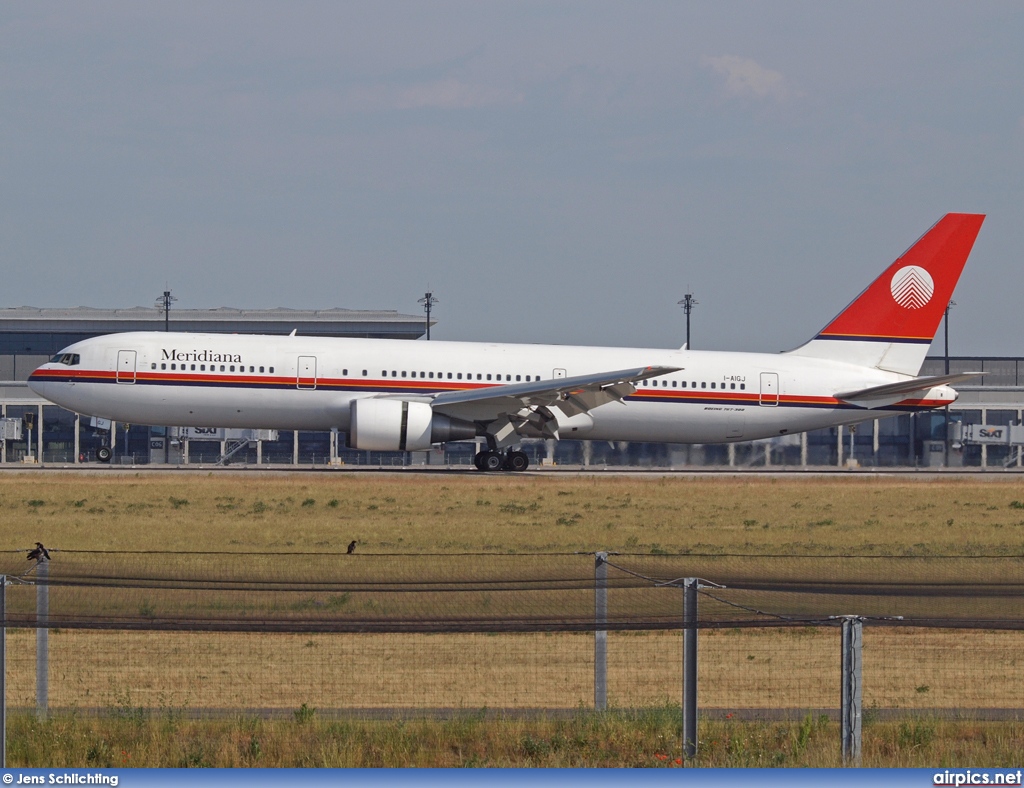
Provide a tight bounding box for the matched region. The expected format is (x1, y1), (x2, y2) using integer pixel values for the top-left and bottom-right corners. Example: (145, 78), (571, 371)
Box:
(170, 427), (278, 441)
(961, 424), (1024, 445)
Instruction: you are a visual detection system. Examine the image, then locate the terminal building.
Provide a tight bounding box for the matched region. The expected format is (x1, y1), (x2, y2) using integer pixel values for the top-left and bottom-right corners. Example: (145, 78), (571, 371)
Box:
(1, 306), (1021, 469)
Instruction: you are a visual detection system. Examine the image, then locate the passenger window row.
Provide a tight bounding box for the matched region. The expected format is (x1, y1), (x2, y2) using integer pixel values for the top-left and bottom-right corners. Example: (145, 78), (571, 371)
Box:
(149, 363), (540, 382)
(368, 370), (538, 382)
(641, 379), (746, 390)
(143, 361), (750, 393)
(152, 363), (275, 373)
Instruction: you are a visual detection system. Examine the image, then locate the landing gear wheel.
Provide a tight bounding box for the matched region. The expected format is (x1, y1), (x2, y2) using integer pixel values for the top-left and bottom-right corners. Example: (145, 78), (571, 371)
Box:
(508, 451), (529, 472)
(96, 446), (112, 463)
(481, 451), (505, 472)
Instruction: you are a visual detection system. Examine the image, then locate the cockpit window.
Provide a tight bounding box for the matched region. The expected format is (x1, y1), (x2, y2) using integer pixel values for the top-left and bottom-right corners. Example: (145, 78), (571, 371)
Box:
(49, 353), (80, 366)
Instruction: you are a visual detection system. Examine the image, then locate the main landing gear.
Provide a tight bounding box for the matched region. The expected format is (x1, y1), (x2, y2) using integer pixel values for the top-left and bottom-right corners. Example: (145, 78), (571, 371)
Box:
(473, 449), (530, 472)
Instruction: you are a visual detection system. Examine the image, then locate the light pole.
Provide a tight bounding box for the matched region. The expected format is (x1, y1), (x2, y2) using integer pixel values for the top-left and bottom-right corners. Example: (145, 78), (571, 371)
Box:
(944, 300), (955, 467)
(678, 293), (698, 349)
(155, 289), (177, 332)
(418, 291), (438, 340)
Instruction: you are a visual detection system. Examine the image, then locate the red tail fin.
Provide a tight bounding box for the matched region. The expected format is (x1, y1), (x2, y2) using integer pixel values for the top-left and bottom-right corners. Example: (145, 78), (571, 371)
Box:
(789, 213), (984, 375)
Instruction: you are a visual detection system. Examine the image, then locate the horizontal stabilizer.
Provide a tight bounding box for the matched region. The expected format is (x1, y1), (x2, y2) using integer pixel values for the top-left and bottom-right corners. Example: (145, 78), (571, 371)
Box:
(835, 372), (983, 408)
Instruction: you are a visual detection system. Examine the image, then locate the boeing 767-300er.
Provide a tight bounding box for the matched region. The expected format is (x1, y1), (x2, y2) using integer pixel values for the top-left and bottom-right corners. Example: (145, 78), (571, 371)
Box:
(29, 213), (985, 471)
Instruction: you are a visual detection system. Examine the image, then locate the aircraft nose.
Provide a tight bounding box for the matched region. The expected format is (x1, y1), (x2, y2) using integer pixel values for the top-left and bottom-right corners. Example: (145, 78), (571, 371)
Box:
(27, 361), (60, 397)
(27, 368), (47, 395)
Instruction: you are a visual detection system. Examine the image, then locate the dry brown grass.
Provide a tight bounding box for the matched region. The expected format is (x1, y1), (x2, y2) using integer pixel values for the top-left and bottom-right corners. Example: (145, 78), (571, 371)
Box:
(2, 627), (1019, 713)
(2, 472), (1024, 555)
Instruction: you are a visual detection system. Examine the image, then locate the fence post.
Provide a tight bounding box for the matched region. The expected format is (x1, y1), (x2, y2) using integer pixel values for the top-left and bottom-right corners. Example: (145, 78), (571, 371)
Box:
(682, 577), (698, 758)
(594, 552), (608, 710)
(1, 575), (6, 768)
(840, 617), (863, 766)
(37, 558), (49, 720)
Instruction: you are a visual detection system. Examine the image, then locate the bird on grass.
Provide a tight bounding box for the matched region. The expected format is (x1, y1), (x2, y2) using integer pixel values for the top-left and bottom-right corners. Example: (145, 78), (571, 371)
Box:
(27, 542), (50, 561)
(347, 540), (357, 554)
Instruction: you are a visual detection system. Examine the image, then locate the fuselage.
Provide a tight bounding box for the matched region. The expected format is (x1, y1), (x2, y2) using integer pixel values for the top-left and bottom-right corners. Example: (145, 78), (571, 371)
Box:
(28, 331), (957, 444)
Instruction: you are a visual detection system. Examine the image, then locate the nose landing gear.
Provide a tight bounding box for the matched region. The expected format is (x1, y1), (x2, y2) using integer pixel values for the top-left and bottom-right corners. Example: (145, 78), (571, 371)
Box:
(473, 449), (530, 472)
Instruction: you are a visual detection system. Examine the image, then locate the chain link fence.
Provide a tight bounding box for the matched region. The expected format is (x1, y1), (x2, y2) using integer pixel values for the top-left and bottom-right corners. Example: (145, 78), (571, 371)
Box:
(1, 551), (1022, 756)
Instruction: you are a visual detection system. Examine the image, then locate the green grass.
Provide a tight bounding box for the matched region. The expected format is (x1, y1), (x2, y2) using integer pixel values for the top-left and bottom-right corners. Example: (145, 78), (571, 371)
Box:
(7, 711), (1024, 767)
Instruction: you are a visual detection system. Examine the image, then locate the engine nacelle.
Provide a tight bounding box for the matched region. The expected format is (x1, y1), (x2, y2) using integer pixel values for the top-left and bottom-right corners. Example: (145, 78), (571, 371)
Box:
(549, 409), (595, 436)
(516, 408), (595, 439)
(347, 399), (477, 451)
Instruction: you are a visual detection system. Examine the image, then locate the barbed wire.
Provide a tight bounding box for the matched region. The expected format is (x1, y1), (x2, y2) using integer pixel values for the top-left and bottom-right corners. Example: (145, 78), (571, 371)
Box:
(1, 550), (1022, 632)
(5, 547), (1024, 559)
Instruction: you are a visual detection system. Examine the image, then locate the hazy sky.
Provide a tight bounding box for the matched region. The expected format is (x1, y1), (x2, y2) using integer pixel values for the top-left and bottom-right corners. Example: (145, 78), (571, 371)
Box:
(2, 2), (1022, 355)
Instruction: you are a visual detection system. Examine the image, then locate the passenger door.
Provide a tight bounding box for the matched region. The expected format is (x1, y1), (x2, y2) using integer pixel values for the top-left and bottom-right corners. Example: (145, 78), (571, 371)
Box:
(759, 372), (779, 406)
(116, 350), (136, 384)
(297, 356), (317, 390)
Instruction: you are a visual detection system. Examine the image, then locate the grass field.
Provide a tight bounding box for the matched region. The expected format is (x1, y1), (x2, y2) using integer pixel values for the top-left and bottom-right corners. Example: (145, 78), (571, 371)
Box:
(3, 471), (1024, 555)
(8, 711), (1024, 767)
(2, 470), (1023, 767)
(4, 627), (1019, 712)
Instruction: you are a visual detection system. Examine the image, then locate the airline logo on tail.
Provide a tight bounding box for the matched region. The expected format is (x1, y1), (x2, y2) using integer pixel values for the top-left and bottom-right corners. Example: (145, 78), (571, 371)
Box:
(814, 212), (984, 343)
(889, 266), (934, 309)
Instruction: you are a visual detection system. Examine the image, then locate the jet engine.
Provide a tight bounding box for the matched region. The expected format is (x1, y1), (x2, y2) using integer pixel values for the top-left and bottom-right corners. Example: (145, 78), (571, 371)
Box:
(347, 398), (477, 451)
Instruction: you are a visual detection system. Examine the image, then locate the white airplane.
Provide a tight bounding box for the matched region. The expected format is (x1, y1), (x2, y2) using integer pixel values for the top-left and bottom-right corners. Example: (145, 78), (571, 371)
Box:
(30, 213), (984, 471)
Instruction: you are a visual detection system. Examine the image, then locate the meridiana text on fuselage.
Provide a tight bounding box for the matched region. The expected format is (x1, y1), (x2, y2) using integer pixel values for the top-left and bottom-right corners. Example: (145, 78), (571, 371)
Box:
(162, 349), (243, 363)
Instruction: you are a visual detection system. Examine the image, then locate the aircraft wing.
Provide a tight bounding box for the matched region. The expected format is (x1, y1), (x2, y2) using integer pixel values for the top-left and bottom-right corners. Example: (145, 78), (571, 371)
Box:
(430, 365), (680, 447)
(835, 372), (983, 409)
(432, 365), (679, 414)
